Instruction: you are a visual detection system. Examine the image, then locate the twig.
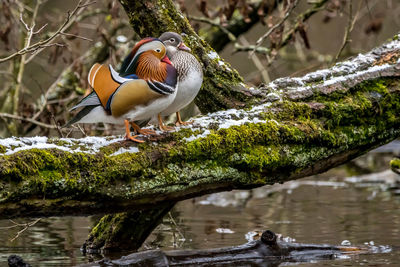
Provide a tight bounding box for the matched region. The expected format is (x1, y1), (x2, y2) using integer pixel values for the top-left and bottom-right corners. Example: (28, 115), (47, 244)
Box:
(75, 124), (87, 136)
(52, 114), (64, 137)
(12, 0), (42, 116)
(33, 23), (48, 34)
(252, 0), (300, 56)
(188, 15), (236, 42)
(19, 13), (30, 31)
(10, 218), (42, 242)
(0, 0), (94, 63)
(332, 0), (362, 63)
(59, 32), (93, 41)
(234, 44), (270, 55)
(0, 218), (42, 242)
(280, 0), (329, 49)
(238, 36), (270, 83)
(168, 212), (185, 241)
(0, 112), (57, 129)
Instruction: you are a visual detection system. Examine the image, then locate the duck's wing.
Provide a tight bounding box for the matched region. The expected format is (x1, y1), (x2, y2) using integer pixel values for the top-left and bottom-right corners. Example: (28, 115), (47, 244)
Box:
(63, 105), (99, 127)
(87, 64), (126, 109)
(108, 63), (177, 117)
(69, 91), (101, 111)
(109, 79), (176, 117)
(69, 64), (130, 112)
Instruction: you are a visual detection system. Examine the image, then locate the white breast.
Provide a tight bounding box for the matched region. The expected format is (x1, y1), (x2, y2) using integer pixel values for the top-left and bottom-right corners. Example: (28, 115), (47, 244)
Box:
(161, 70), (202, 116)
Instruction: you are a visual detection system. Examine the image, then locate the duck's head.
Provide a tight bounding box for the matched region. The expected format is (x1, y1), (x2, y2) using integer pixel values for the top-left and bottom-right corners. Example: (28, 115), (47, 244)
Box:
(159, 32), (191, 57)
(120, 37), (173, 76)
(132, 37), (173, 65)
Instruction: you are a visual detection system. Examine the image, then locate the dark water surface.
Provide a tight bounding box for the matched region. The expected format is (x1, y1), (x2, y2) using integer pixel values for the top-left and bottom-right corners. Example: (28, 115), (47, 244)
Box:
(0, 148), (399, 266)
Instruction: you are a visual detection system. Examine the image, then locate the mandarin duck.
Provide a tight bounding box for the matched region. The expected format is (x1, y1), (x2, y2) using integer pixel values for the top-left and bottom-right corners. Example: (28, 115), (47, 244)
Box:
(158, 32), (203, 126)
(65, 38), (177, 142)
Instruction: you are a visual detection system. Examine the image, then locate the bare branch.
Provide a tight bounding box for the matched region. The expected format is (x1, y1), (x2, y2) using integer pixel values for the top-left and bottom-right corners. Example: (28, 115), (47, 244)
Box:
(252, 0), (300, 55)
(0, 112), (57, 129)
(234, 44), (270, 55)
(280, 0), (329, 49)
(188, 15), (237, 42)
(59, 32), (93, 42)
(19, 13), (30, 31)
(332, 0), (362, 63)
(0, 218), (42, 242)
(33, 23), (48, 34)
(10, 218), (41, 242)
(238, 36), (270, 83)
(10, 0), (41, 117)
(0, 0), (93, 63)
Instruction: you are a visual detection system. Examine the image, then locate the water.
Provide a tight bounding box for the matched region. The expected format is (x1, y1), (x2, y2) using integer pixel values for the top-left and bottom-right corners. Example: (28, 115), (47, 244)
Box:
(0, 149), (399, 266)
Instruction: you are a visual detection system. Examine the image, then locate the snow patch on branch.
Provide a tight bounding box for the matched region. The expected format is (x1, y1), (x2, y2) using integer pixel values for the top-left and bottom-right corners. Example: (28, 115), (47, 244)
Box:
(180, 34), (400, 142)
(182, 102), (273, 141)
(110, 146), (140, 156)
(0, 136), (126, 155)
(207, 51), (219, 60)
(265, 35), (400, 99)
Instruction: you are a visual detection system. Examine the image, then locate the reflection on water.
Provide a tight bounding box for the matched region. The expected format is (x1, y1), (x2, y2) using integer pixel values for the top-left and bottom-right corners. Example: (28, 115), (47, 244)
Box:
(0, 148), (399, 266)
(0, 217), (91, 266)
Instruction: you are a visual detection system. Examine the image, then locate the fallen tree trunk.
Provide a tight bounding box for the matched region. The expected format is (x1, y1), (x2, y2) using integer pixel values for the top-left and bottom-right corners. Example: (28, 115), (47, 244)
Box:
(0, 34), (399, 219)
(81, 230), (376, 267)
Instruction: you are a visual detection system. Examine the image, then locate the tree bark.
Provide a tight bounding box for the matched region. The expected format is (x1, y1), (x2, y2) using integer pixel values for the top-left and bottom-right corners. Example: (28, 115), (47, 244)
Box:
(0, 34), (399, 219)
(81, 202), (175, 253)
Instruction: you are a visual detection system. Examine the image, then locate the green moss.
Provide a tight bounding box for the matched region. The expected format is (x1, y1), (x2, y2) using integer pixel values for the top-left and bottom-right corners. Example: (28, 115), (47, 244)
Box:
(0, 146), (154, 201)
(0, 145), (5, 154)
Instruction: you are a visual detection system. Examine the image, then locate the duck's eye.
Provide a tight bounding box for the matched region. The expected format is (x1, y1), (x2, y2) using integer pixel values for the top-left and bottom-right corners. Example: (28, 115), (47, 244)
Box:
(169, 38), (175, 43)
(155, 48), (161, 53)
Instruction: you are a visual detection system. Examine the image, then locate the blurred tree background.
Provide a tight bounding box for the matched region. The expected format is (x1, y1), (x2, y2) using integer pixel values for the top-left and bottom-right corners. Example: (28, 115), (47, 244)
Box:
(0, 0), (399, 138)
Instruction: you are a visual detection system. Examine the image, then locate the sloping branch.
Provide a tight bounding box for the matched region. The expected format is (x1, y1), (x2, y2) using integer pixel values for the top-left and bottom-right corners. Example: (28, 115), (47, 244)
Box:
(0, 35), (399, 219)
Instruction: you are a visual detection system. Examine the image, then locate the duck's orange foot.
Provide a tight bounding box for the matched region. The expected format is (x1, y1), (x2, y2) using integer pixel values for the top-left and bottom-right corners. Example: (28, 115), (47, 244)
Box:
(124, 134), (145, 143)
(138, 128), (157, 135)
(175, 111), (193, 127)
(159, 124), (175, 132)
(175, 120), (193, 126)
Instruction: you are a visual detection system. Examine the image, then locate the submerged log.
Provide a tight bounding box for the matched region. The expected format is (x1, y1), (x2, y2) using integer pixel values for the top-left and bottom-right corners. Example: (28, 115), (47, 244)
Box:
(81, 230), (373, 267)
(0, 35), (400, 219)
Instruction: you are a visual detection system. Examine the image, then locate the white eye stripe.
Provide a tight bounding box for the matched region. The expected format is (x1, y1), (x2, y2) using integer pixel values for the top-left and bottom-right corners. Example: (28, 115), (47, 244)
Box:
(170, 38), (175, 42)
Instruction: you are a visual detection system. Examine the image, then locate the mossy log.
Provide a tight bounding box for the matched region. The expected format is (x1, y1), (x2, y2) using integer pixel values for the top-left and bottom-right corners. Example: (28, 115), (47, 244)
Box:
(0, 35), (400, 219)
